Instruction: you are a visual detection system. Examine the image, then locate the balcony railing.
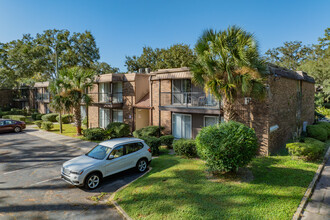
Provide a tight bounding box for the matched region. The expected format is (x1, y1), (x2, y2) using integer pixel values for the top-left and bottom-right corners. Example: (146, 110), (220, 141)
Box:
(36, 93), (50, 102)
(160, 92), (220, 108)
(98, 92), (123, 104)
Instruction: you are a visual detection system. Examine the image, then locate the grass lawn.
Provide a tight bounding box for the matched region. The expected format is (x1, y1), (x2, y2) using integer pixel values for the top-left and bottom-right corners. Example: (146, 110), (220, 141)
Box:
(114, 154), (320, 220)
(47, 123), (90, 141)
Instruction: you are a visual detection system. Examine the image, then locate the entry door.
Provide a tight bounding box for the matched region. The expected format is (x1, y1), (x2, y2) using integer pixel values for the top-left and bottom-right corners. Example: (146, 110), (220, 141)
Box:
(172, 113), (192, 139)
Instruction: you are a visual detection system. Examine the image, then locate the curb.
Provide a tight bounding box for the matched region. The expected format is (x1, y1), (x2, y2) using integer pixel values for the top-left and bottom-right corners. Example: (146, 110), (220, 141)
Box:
(292, 146), (330, 220)
(109, 167), (153, 220)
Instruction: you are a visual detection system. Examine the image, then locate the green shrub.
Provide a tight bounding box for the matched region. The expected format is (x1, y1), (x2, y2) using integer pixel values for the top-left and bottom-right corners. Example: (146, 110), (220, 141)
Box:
(41, 113), (59, 122)
(133, 126), (164, 138)
(324, 103), (330, 109)
(2, 115), (26, 122)
(0, 111), (9, 118)
(36, 114), (44, 120)
(140, 136), (161, 155)
(306, 125), (327, 142)
(160, 135), (175, 148)
(34, 120), (42, 128)
(173, 139), (197, 158)
(316, 106), (330, 118)
(106, 122), (131, 138)
(316, 122), (330, 137)
(41, 121), (54, 131)
(83, 128), (107, 141)
(196, 121), (258, 173)
(9, 108), (24, 115)
(31, 112), (39, 120)
(56, 114), (73, 124)
(286, 138), (326, 161)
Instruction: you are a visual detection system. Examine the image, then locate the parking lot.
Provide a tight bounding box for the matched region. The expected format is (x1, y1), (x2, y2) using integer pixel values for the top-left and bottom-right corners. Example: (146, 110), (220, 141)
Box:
(0, 130), (144, 219)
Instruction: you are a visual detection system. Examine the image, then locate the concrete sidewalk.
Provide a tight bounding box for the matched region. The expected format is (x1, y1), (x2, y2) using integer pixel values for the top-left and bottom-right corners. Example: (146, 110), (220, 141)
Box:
(301, 157), (330, 219)
(25, 126), (96, 153)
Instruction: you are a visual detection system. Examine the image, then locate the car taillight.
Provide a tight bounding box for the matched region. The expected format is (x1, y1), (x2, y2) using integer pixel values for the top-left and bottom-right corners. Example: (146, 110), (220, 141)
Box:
(148, 148), (151, 153)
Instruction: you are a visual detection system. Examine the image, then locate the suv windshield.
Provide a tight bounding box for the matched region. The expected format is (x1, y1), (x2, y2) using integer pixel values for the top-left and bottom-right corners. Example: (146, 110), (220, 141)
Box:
(86, 145), (111, 160)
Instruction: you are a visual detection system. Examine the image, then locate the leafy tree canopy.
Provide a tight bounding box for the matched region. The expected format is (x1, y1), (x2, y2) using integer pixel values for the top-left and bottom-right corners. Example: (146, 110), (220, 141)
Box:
(125, 43), (196, 72)
(0, 29), (118, 88)
(265, 27), (330, 101)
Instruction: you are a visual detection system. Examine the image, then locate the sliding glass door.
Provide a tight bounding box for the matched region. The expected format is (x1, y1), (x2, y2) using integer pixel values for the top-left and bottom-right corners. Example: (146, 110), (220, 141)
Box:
(172, 113), (192, 139)
(99, 108), (110, 128)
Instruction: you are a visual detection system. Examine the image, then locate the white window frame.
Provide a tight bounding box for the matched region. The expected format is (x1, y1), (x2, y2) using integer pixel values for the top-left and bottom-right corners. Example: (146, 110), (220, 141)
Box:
(112, 109), (124, 123)
(172, 113), (192, 139)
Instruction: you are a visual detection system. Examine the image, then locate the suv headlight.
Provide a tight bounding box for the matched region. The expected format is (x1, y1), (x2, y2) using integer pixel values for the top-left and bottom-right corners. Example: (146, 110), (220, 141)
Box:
(70, 170), (84, 175)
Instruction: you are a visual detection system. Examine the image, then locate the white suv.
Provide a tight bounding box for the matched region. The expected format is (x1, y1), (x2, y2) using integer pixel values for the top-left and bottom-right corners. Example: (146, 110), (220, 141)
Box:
(61, 138), (152, 189)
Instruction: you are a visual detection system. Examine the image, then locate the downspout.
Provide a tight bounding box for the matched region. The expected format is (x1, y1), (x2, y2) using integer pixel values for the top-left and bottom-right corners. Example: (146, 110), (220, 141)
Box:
(149, 75), (153, 126)
(158, 79), (161, 137)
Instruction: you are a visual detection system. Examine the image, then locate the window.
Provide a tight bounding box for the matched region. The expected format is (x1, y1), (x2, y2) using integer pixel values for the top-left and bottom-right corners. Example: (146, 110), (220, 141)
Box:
(126, 142), (144, 154)
(113, 109), (123, 122)
(0, 121), (4, 126)
(86, 145), (112, 160)
(110, 145), (125, 158)
(112, 82), (123, 103)
(204, 116), (219, 127)
(99, 108), (110, 128)
(99, 83), (110, 103)
(172, 113), (192, 139)
(172, 79), (191, 104)
(81, 105), (87, 120)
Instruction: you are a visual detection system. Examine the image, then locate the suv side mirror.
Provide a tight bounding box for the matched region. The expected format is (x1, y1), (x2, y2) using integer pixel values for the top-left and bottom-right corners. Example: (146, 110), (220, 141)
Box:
(108, 155), (114, 160)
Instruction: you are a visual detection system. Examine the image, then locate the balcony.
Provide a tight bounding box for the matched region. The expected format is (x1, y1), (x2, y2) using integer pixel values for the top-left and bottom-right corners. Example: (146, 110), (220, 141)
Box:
(36, 93), (50, 102)
(95, 92), (123, 108)
(160, 92), (221, 114)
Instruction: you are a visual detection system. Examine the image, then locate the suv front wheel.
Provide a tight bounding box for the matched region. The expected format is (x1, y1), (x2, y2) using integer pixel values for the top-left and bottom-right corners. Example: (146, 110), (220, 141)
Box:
(85, 172), (101, 190)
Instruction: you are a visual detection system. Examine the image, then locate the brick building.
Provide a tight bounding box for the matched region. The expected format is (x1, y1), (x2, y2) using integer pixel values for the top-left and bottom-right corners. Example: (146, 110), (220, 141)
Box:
(86, 73), (151, 130)
(28, 65), (314, 155)
(149, 66), (315, 155)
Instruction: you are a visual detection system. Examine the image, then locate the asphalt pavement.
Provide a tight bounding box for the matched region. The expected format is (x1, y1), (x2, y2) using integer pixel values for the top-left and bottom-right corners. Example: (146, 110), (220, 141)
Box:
(0, 129), (144, 220)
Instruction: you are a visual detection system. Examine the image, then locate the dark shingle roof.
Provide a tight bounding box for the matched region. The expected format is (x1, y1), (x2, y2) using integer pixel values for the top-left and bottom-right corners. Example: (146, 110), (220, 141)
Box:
(267, 64), (315, 83)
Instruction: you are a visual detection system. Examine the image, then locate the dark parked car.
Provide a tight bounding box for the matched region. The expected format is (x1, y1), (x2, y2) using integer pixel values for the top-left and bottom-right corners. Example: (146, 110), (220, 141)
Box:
(0, 119), (26, 133)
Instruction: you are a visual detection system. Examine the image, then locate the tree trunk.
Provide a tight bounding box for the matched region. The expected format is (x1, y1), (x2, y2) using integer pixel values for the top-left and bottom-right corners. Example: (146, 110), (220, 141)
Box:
(59, 112), (63, 133)
(222, 98), (238, 122)
(74, 106), (82, 135)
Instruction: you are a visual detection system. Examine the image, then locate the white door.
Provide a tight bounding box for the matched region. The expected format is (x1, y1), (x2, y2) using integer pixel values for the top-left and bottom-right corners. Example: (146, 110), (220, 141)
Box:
(172, 113), (192, 139)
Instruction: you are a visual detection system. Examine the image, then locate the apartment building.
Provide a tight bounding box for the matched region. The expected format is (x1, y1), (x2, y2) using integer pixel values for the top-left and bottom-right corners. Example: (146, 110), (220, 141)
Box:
(34, 81), (51, 114)
(150, 67), (223, 139)
(87, 73), (151, 130)
(149, 66), (315, 155)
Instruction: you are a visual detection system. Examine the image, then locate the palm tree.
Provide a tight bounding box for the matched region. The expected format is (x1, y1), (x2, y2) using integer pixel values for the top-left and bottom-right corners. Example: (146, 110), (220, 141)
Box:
(58, 67), (95, 135)
(49, 78), (71, 133)
(191, 26), (267, 121)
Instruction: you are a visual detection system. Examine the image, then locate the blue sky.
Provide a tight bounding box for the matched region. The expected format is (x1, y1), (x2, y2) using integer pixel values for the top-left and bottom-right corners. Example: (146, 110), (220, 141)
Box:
(0, 0), (329, 71)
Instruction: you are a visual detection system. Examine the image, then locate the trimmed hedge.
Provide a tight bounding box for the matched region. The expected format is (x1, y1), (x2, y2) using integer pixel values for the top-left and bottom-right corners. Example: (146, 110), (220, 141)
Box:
(173, 139), (197, 158)
(83, 128), (107, 141)
(41, 113), (59, 122)
(133, 126), (164, 138)
(106, 122), (131, 138)
(316, 122), (330, 138)
(306, 125), (327, 142)
(140, 136), (161, 156)
(56, 114), (73, 124)
(41, 121), (54, 131)
(2, 115), (26, 122)
(160, 135), (175, 148)
(196, 121), (258, 173)
(286, 138), (326, 161)
(36, 113), (45, 120)
(34, 120), (42, 128)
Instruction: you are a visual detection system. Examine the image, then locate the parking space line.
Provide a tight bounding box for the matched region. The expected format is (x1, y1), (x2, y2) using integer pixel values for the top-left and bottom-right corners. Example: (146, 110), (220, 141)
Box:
(25, 177), (60, 188)
(2, 160), (64, 175)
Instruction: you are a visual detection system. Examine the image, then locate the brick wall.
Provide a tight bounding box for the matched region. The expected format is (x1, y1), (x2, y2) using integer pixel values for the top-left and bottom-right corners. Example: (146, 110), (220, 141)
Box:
(88, 84), (99, 128)
(0, 89), (14, 109)
(301, 81), (315, 125)
(123, 81), (135, 130)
